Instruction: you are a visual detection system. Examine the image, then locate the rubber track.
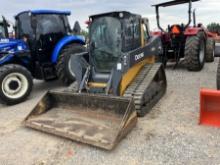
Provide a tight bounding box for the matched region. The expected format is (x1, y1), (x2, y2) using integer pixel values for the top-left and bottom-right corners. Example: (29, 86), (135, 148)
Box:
(124, 63), (167, 117)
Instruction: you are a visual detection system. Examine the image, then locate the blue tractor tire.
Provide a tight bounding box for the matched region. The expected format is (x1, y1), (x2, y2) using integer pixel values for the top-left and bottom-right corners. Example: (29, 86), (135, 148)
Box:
(0, 64), (33, 105)
(56, 43), (85, 85)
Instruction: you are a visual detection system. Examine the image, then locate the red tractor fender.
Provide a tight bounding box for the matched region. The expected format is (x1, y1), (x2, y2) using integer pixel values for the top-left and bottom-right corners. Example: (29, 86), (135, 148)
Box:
(151, 31), (163, 37)
(184, 27), (206, 37)
(206, 31), (217, 39)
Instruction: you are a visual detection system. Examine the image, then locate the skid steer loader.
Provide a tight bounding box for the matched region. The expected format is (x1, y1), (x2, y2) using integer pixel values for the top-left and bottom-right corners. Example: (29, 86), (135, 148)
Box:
(24, 11), (167, 150)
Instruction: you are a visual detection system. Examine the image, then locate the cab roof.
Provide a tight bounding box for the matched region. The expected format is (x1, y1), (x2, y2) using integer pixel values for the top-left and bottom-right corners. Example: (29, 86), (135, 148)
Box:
(152, 0), (200, 7)
(16, 10), (71, 17)
(90, 11), (140, 20)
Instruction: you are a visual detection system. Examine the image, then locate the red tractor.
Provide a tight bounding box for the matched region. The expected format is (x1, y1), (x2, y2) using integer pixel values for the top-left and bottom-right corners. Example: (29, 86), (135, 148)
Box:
(152, 0), (215, 71)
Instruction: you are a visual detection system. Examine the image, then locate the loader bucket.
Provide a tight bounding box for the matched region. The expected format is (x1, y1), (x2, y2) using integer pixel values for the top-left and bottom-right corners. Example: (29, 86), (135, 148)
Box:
(200, 89), (220, 127)
(24, 91), (137, 150)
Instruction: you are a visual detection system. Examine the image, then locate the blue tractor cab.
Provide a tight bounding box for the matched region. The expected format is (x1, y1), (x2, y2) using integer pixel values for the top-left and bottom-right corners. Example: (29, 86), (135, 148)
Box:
(0, 10), (85, 105)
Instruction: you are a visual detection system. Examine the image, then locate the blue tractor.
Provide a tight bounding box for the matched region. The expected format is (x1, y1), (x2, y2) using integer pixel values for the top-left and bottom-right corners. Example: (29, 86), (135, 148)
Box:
(0, 10), (85, 105)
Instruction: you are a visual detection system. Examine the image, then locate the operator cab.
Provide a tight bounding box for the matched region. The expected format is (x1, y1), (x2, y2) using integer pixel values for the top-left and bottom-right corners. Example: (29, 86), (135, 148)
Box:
(89, 12), (142, 72)
(89, 11), (149, 82)
(15, 10), (71, 63)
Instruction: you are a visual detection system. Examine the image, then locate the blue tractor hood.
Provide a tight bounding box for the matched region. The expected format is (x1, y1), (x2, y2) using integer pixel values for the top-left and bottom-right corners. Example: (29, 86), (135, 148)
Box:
(0, 38), (29, 53)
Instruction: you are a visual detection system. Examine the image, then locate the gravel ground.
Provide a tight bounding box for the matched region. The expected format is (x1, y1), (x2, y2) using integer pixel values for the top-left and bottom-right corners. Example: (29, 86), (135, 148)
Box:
(0, 58), (220, 165)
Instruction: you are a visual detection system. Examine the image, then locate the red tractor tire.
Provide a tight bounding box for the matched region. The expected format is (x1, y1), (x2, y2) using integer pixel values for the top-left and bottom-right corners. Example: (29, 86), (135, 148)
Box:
(185, 32), (206, 71)
(205, 38), (215, 62)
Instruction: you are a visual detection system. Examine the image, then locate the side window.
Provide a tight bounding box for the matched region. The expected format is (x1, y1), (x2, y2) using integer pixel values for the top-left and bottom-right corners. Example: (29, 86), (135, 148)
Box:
(123, 17), (141, 52)
(133, 18), (141, 48)
(142, 18), (150, 41)
(123, 19), (133, 52)
(16, 13), (33, 39)
(63, 16), (71, 33)
(134, 21), (140, 38)
(36, 15), (66, 36)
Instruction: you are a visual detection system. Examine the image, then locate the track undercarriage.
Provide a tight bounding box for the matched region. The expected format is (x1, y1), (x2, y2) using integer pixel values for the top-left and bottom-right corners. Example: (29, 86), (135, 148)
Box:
(124, 63), (167, 116)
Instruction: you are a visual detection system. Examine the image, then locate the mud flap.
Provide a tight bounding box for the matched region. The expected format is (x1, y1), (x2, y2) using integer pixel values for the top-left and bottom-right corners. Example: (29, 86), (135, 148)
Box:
(24, 91), (137, 150)
(200, 89), (220, 127)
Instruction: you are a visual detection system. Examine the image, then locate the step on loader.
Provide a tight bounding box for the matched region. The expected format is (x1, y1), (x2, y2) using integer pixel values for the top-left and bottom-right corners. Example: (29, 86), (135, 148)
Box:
(24, 11), (167, 150)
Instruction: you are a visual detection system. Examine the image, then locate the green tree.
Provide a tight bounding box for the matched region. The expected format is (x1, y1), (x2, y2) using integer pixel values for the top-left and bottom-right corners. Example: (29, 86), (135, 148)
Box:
(81, 29), (89, 39)
(207, 23), (220, 34)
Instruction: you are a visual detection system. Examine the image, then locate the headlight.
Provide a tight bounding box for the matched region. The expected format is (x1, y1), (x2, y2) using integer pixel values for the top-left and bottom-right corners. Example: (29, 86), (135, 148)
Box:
(17, 45), (23, 51)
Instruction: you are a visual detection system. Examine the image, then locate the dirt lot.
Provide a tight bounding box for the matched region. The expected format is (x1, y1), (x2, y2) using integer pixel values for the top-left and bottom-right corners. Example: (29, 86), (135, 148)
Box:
(0, 58), (220, 165)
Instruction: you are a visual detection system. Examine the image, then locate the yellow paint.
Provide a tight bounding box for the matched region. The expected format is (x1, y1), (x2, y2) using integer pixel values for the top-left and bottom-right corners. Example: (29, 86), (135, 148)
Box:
(120, 60), (146, 96)
(120, 57), (153, 96)
(146, 56), (155, 64)
(88, 82), (107, 88)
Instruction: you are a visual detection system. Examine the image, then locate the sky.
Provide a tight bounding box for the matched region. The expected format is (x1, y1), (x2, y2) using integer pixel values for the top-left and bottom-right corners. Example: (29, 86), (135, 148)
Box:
(0, 0), (219, 31)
